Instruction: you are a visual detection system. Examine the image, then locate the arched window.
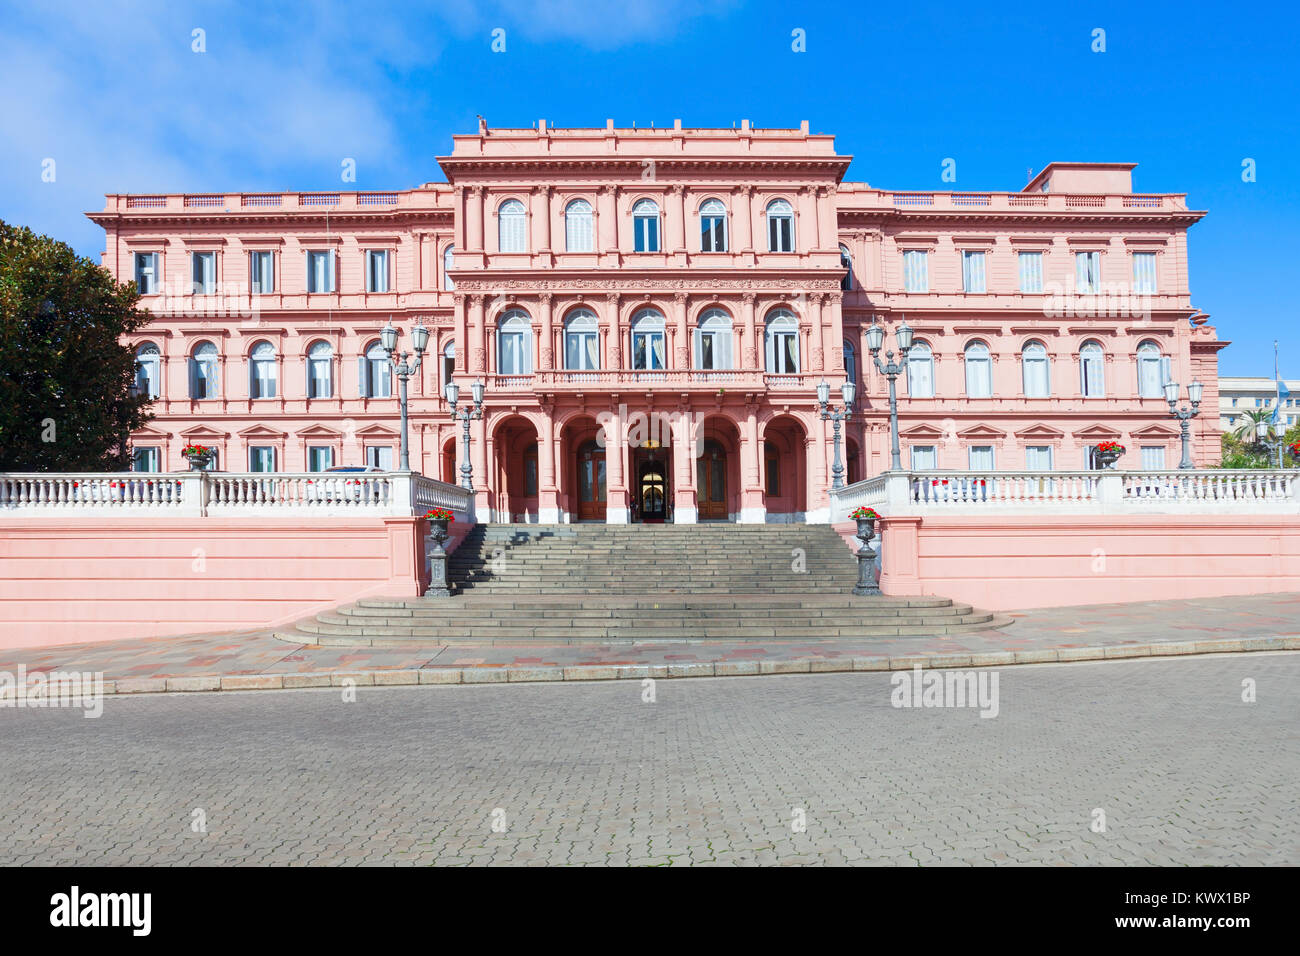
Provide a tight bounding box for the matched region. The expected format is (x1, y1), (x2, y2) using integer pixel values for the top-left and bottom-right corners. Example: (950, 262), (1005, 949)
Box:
(764, 309), (799, 374)
(443, 245), (455, 291)
(632, 199), (660, 252)
(189, 341), (218, 399)
(1136, 340), (1168, 398)
(840, 244), (853, 291)
(497, 310), (532, 375)
(360, 341), (391, 398)
(498, 199), (527, 253)
(695, 308), (734, 370)
(565, 199), (594, 252)
(700, 198), (728, 252)
(1080, 340), (1105, 397)
(843, 339), (857, 387)
(249, 341), (277, 399)
(307, 340), (333, 399)
(964, 341), (992, 398)
(907, 342), (934, 398)
(134, 343), (160, 399)
(563, 309), (599, 370)
(441, 341), (455, 393)
(630, 308), (666, 371)
(766, 199), (794, 252)
(1022, 340), (1050, 397)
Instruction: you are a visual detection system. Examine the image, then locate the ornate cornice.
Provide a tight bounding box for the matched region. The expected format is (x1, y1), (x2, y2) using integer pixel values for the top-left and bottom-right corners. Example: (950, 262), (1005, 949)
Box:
(451, 276), (843, 293)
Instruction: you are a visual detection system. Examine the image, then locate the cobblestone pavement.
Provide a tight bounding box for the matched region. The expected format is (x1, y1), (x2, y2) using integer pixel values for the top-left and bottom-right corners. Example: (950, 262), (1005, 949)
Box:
(0, 654), (1296, 865)
(2, 592), (1298, 685)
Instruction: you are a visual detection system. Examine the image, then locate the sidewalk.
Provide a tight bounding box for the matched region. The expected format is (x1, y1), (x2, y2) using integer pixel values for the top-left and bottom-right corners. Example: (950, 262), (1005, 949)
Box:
(2, 593), (1297, 696)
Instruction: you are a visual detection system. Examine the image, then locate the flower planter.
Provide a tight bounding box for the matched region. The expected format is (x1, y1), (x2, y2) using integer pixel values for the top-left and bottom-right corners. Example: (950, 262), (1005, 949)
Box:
(855, 516), (876, 540)
(1097, 451), (1123, 470)
(182, 452), (213, 471)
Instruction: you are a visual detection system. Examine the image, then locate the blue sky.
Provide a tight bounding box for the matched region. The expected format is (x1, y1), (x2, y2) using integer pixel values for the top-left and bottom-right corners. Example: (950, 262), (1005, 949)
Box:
(2, 0), (1296, 376)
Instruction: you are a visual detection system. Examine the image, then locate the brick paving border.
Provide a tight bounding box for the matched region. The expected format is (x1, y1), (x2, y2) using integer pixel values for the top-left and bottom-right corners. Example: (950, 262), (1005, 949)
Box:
(62, 635), (1300, 698)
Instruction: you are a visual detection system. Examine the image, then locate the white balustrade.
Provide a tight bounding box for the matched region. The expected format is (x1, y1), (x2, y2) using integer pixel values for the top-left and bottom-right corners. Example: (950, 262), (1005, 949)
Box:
(0, 471), (473, 519)
(829, 469), (1300, 520)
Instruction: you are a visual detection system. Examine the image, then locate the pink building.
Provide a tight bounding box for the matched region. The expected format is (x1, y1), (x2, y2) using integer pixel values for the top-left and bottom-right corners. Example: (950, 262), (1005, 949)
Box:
(91, 120), (1224, 525)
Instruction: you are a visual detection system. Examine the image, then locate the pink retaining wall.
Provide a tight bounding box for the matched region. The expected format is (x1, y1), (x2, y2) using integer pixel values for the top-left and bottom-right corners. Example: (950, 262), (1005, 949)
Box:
(0, 517), (467, 650)
(877, 515), (1300, 610)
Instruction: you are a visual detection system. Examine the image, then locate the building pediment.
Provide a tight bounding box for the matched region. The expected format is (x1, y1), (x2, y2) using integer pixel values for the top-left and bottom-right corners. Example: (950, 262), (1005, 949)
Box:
(179, 424), (229, 439)
(899, 423), (946, 439)
(295, 424), (344, 439)
(237, 424), (288, 439)
(353, 423), (400, 439)
(1072, 423), (1123, 440)
(1014, 423), (1065, 439)
(1129, 422), (1179, 439)
(957, 424), (1008, 439)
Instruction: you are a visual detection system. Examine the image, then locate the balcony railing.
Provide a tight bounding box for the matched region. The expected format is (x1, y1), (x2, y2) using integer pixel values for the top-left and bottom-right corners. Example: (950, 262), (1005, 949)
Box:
(0, 472), (472, 519)
(831, 469), (1300, 518)
(887, 192), (1173, 212)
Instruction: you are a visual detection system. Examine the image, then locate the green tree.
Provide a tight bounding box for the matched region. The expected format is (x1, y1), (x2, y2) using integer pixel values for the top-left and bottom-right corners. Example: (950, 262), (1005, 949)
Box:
(0, 219), (154, 471)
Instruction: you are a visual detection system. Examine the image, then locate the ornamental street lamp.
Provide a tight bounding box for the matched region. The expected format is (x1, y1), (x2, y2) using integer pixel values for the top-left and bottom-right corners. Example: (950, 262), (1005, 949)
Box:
(817, 377), (856, 489)
(864, 317), (915, 471)
(380, 318), (430, 472)
(1255, 418), (1285, 469)
(445, 378), (485, 491)
(1162, 379), (1203, 470)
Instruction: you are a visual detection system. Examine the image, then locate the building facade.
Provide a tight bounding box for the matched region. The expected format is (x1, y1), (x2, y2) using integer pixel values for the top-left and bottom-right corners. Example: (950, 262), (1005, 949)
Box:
(1219, 376), (1299, 433)
(91, 120), (1225, 523)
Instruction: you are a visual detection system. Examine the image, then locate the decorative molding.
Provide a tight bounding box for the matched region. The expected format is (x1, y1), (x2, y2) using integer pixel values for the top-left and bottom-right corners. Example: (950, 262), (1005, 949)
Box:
(451, 277), (843, 293)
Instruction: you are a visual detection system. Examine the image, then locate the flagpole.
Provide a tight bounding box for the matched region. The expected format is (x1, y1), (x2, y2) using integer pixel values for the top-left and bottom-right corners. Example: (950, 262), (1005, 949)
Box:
(1276, 341), (1284, 468)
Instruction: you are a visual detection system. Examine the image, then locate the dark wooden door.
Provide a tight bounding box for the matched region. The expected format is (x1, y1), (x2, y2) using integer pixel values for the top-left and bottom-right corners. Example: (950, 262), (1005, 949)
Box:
(576, 440), (606, 521)
(697, 443), (727, 520)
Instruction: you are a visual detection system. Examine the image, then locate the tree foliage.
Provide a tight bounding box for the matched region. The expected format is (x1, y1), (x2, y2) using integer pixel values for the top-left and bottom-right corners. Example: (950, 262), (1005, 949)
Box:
(0, 219), (154, 471)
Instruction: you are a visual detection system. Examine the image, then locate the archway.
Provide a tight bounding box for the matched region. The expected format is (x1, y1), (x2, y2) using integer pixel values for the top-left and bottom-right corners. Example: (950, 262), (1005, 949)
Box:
(492, 415), (540, 523)
(561, 415), (605, 522)
(763, 415), (808, 520)
(697, 416), (742, 521)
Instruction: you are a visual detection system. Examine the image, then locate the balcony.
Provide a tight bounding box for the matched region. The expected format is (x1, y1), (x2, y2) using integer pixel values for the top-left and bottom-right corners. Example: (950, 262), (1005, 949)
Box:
(489, 369), (773, 393)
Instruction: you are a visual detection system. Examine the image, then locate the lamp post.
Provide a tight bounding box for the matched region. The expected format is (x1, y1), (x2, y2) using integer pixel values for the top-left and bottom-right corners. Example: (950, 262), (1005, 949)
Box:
(1255, 419), (1284, 469)
(817, 378), (856, 489)
(380, 318), (430, 472)
(1162, 379), (1203, 470)
(864, 317), (915, 471)
(445, 378), (485, 491)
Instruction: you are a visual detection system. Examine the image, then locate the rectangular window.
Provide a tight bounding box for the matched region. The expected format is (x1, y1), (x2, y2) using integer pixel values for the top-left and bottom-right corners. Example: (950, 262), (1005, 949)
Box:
(249, 251), (274, 294)
(308, 355), (332, 398)
(306, 250), (335, 293)
(1018, 251), (1043, 293)
(903, 250), (929, 292)
(365, 250), (389, 293)
(499, 333), (529, 375)
(308, 446), (334, 472)
(1025, 446), (1053, 470)
(910, 445), (937, 470)
(1132, 252), (1158, 294)
(365, 445), (394, 470)
(249, 446), (276, 472)
(134, 252), (159, 294)
(768, 216), (793, 253)
(701, 216), (726, 252)
(1075, 251), (1101, 293)
(961, 251), (987, 293)
(968, 445), (995, 471)
(634, 216), (659, 253)
(191, 252), (216, 294)
(132, 447), (161, 472)
(1140, 446), (1166, 470)
(632, 331), (665, 370)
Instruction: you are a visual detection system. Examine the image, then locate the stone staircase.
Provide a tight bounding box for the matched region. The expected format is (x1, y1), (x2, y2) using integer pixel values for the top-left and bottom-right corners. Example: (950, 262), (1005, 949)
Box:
(276, 523), (1008, 646)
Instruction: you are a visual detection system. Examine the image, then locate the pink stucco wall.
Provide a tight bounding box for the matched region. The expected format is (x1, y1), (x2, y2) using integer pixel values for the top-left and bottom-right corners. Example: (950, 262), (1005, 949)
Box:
(0, 517), (457, 649)
(876, 515), (1300, 610)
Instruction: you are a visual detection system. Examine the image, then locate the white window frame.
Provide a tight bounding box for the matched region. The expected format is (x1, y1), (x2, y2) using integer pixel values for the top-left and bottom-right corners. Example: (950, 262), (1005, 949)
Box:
(564, 199), (594, 253)
(249, 250), (274, 294)
(135, 343), (161, 399)
(699, 198), (728, 253)
(1136, 341), (1166, 398)
(1022, 341), (1051, 397)
(766, 199), (794, 253)
(1080, 341), (1105, 398)
(249, 341), (277, 399)
(764, 311), (799, 374)
(1140, 445), (1166, 470)
(563, 310), (600, 370)
(443, 245), (456, 291)
(695, 309), (734, 371)
(1025, 445), (1054, 470)
(840, 244), (853, 291)
(630, 309), (666, 371)
(307, 446), (334, 472)
(1075, 251), (1101, 294)
(365, 445), (394, 470)
(968, 445), (996, 471)
(632, 199), (660, 253)
(134, 252), (159, 294)
(497, 199), (528, 253)
(190, 342), (219, 400)
(364, 249), (390, 293)
(1132, 251), (1158, 294)
(248, 445), (277, 473)
(132, 446), (161, 473)
(307, 340), (333, 399)
(1017, 251), (1043, 293)
(964, 341), (992, 397)
(907, 342), (935, 398)
(361, 341), (392, 398)
(910, 445), (937, 470)
(903, 250), (929, 292)
(306, 250), (336, 293)
(191, 251), (216, 295)
(497, 310), (532, 375)
(961, 250), (987, 293)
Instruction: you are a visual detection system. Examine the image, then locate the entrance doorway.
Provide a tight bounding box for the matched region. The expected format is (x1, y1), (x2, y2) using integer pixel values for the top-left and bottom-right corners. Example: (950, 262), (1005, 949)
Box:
(697, 439), (728, 520)
(638, 459), (667, 522)
(576, 439), (606, 521)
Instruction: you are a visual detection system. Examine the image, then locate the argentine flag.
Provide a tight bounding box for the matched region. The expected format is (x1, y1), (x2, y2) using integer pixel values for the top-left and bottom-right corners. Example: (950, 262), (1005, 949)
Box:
(1274, 380), (1291, 424)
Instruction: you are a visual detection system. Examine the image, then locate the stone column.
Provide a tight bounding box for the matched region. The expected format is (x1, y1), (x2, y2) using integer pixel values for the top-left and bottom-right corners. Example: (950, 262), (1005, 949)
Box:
(452, 295), (467, 374)
(807, 417), (831, 523)
(672, 292), (689, 370)
(605, 404), (629, 523)
(669, 185), (686, 256)
(735, 186), (753, 253)
(741, 292), (758, 369)
(538, 406), (559, 522)
(739, 407), (765, 523)
(532, 186), (551, 258)
(466, 186), (484, 252)
(468, 294), (486, 374)
(809, 294), (825, 372)
(538, 293), (554, 370)
(472, 414), (489, 515)
(598, 185), (617, 255)
(606, 293), (622, 370)
(672, 407), (698, 523)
